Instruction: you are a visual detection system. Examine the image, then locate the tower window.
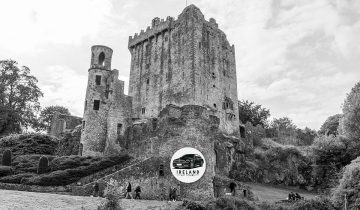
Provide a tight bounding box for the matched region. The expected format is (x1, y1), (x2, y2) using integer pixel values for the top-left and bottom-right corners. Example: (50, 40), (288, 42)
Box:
(141, 107), (146, 114)
(159, 164), (164, 176)
(93, 100), (100, 110)
(105, 85), (110, 99)
(95, 75), (101, 85)
(240, 126), (246, 138)
(213, 104), (217, 108)
(98, 52), (105, 66)
(146, 78), (150, 85)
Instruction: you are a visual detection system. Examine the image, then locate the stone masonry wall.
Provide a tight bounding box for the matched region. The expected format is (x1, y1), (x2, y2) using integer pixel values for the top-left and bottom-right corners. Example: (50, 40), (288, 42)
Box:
(128, 5), (239, 135)
(49, 112), (82, 138)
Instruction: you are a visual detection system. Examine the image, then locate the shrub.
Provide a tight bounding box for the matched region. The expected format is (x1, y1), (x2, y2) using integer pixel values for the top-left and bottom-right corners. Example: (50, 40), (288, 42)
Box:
(37, 156), (49, 174)
(0, 133), (58, 155)
(291, 196), (336, 210)
(12, 155), (55, 174)
(185, 201), (206, 210)
(55, 125), (81, 156)
(21, 155), (131, 186)
(332, 156), (360, 208)
(0, 173), (35, 184)
(98, 178), (123, 210)
(205, 196), (256, 210)
(2, 149), (12, 166)
(0, 166), (13, 177)
(311, 135), (353, 190)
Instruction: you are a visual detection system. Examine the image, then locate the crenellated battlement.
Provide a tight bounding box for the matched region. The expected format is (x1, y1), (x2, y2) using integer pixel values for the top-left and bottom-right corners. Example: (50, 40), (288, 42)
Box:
(128, 16), (174, 48)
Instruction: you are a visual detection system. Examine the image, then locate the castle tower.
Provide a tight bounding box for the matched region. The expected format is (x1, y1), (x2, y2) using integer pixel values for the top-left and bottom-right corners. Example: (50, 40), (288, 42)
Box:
(128, 5), (239, 134)
(81, 45), (114, 156)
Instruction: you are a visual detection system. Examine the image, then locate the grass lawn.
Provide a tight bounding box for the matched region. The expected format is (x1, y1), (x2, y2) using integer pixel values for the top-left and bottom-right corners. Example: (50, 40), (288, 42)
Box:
(0, 189), (105, 210)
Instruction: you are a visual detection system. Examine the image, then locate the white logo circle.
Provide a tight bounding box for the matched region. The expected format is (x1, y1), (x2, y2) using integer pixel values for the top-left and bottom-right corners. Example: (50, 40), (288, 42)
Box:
(170, 147), (206, 183)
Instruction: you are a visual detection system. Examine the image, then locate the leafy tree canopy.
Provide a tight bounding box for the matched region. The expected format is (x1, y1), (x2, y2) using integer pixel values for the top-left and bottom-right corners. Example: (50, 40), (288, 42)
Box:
(342, 82), (360, 140)
(318, 114), (342, 136)
(0, 60), (43, 135)
(270, 117), (297, 131)
(238, 100), (270, 127)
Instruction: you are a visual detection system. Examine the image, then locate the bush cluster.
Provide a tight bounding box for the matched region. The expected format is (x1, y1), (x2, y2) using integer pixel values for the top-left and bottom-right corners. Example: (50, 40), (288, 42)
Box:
(0, 133), (58, 155)
(21, 155), (131, 186)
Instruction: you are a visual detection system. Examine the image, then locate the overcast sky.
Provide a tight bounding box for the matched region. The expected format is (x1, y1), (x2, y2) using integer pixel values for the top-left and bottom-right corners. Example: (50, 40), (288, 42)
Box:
(1, 0), (359, 130)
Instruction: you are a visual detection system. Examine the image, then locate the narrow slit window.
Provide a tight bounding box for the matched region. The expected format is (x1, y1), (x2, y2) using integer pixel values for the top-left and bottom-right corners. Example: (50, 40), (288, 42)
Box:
(146, 78), (150, 85)
(117, 123), (123, 137)
(142, 107), (146, 114)
(159, 164), (164, 176)
(93, 100), (100, 110)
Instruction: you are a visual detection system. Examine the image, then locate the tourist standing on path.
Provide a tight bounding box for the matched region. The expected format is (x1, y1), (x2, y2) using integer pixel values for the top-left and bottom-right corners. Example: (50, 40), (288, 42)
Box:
(135, 186), (141, 199)
(171, 187), (177, 202)
(93, 182), (99, 197)
(125, 182), (133, 199)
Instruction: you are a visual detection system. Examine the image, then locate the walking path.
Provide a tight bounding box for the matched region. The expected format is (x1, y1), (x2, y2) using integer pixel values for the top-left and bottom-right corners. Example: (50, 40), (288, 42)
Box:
(246, 182), (318, 202)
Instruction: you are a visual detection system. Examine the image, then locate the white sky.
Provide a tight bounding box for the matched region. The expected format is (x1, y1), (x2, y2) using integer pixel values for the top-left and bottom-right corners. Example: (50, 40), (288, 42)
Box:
(0, 0), (359, 130)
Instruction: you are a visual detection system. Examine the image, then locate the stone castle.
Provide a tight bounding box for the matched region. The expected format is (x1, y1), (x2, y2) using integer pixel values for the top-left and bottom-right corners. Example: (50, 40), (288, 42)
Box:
(78, 5), (244, 200)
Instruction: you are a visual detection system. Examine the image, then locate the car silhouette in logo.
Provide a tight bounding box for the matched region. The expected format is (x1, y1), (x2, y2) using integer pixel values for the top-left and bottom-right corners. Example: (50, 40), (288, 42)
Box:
(172, 154), (204, 169)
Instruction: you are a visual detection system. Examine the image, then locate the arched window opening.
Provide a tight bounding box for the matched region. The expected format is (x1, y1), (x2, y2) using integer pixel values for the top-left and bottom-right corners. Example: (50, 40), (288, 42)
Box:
(98, 52), (105, 66)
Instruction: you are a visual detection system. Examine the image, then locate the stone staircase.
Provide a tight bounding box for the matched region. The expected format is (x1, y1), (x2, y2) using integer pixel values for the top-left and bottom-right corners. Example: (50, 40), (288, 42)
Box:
(71, 157), (152, 196)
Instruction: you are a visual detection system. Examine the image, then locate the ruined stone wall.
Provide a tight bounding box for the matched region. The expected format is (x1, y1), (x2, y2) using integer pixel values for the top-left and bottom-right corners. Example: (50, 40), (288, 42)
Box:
(81, 45), (132, 156)
(128, 5), (239, 135)
(49, 112), (82, 138)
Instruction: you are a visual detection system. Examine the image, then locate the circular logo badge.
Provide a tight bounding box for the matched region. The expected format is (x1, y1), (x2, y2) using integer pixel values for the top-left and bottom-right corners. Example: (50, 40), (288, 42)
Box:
(170, 147), (206, 183)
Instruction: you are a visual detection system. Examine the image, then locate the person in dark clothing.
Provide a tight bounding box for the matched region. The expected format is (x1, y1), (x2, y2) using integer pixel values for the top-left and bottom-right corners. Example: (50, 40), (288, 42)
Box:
(229, 183), (237, 196)
(125, 182), (133, 199)
(171, 187), (177, 201)
(295, 193), (301, 200)
(288, 192), (295, 200)
(135, 186), (141, 199)
(93, 182), (99, 197)
(168, 186), (173, 201)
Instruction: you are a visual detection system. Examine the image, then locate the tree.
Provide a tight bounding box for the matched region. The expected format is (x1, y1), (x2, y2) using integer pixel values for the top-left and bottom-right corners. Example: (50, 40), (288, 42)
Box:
(342, 82), (360, 140)
(0, 60), (43, 135)
(238, 100), (270, 127)
(318, 114), (342, 136)
(270, 117), (297, 131)
(296, 127), (317, 145)
(37, 105), (70, 132)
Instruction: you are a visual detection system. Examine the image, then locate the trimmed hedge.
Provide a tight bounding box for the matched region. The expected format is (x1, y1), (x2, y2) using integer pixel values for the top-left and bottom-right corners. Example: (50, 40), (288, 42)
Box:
(0, 166), (12, 177)
(0, 133), (58, 156)
(20, 155), (131, 186)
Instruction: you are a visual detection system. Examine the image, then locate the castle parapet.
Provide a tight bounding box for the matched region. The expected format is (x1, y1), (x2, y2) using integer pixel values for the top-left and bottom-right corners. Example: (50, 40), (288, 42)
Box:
(128, 16), (174, 48)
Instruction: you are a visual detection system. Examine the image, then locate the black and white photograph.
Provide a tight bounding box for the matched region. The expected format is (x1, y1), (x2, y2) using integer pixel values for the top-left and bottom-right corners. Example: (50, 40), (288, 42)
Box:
(0, 0), (360, 209)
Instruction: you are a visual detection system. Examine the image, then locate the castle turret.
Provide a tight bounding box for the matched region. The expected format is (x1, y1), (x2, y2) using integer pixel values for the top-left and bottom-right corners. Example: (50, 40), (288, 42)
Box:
(81, 45), (114, 156)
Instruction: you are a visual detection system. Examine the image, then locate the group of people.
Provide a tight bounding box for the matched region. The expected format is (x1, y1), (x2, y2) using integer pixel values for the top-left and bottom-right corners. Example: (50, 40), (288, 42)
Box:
(288, 192), (302, 201)
(124, 182), (142, 199)
(93, 181), (180, 201)
(92, 181), (142, 199)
